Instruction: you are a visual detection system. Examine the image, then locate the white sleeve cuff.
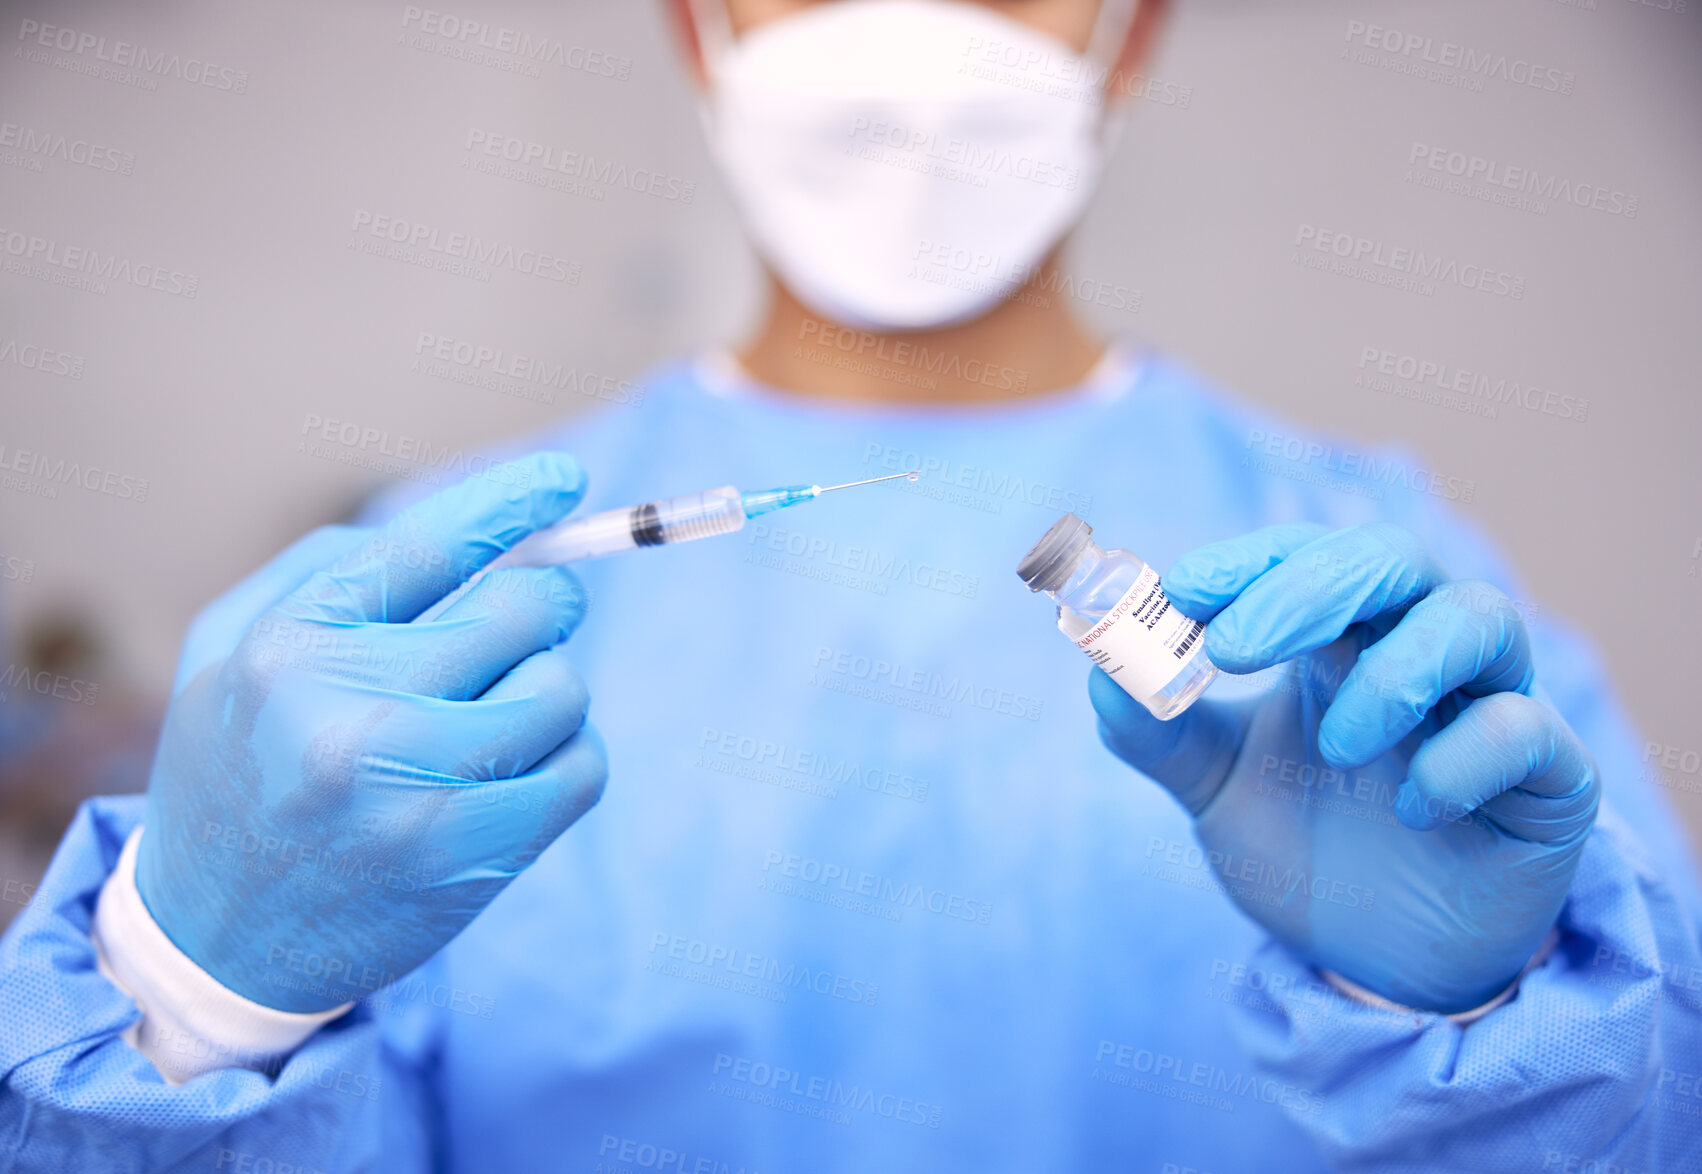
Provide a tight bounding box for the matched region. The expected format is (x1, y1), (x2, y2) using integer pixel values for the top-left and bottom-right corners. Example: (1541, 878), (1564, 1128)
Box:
(90, 825), (352, 1085)
(1320, 927), (1561, 1026)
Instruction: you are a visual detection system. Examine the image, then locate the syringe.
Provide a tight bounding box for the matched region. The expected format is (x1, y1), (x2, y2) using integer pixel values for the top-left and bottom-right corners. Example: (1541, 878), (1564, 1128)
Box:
(418, 471), (918, 620)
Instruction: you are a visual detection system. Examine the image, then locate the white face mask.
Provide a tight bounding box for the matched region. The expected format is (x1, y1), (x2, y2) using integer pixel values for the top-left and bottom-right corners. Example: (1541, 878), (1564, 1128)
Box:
(694, 0), (1134, 332)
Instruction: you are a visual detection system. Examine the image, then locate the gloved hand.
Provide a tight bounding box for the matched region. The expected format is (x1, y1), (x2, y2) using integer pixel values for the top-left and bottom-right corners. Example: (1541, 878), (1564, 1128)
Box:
(135, 453), (607, 1012)
(1091, 522), (1599, 1013)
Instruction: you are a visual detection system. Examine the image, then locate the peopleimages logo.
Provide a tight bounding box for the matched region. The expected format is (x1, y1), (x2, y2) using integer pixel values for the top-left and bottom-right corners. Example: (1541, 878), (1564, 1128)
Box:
(412, 331), (644, 406)
(1093, 1039), (1326, 1115)
(746, 522), (979, 599)
(0, 338), (85, 380)
(1293, 225), (1526, 299)
(1357, 347), (1588, 423)
(1243, 430), (1477, 504)
(1342, 21), (1575, 95)
(861, 442), (1091, 515)
(595, 1135), (760, 1174)
(761, 849), (995, 924)
(0, 442), (149, 502)
(1407, 144), (1638, 218)
(909, 239), (1143, 316)
(710, 1054), (943, 1128)
(298, 412), (532, 489)
(398, 6), (632, 80)
(0, 121), (135, 174)
(798, 321), (1028, 394)
(349, 210), (578, 283)
(957, 31), (1195, 109)
(647, 931), (880, 1006)
(809, 645), (1044, 722)
(1143, 836), (1376, 911)
(15, 19), (251, 93)
(0, 663), (98, 704)
(463, 130), (695, 203)
(844, 116), (1081, 189)
(0, 226), (199, 297)
(697, 724), (931, 803)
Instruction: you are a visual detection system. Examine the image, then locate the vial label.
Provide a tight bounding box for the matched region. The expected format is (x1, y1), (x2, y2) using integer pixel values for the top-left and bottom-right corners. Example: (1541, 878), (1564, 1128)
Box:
(1059, 566), (1206, 702)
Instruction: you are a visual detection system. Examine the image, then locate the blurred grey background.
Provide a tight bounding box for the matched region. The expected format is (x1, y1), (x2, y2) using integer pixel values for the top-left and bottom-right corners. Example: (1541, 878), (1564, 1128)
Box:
(3, 0), (1699, 909)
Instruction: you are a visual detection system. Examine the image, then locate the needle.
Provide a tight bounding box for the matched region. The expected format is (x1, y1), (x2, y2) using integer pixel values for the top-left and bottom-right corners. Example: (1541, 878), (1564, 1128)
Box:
(814, 470), (922, 494)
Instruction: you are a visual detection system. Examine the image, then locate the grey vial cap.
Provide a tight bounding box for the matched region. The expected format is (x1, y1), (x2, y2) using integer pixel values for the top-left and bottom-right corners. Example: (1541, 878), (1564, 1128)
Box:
(1016, 513), (1093, 594)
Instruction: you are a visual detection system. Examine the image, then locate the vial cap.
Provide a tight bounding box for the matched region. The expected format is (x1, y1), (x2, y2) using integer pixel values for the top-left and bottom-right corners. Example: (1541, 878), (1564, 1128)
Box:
(1016, 513), (1093, 593)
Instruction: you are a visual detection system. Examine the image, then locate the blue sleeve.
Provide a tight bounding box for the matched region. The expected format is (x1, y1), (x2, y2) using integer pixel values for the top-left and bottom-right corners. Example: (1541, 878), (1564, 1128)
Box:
(0, 797), (440, 1172)
(1227, 809), (1702, 1171)
(0, 384), (657, 1171)
(1222, 490), (1702, 1170)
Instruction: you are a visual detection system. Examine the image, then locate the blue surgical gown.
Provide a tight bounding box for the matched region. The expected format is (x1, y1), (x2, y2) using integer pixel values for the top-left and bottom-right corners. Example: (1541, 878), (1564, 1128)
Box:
(4, 352), (1700, 1172)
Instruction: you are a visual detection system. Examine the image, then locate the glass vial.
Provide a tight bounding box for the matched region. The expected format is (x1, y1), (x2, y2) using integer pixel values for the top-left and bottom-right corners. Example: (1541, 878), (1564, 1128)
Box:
(1017, 513), (1218, 721)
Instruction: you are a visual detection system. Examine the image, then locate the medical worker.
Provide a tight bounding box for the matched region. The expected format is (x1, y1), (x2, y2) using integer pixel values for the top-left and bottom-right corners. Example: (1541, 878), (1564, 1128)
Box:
(4, 1), (1700, 1170)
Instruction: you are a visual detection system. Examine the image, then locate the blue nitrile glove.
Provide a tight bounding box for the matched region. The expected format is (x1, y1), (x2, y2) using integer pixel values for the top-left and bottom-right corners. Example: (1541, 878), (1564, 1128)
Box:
(1090, 522), (1599, 1013)
(135, 453), (608, 1012)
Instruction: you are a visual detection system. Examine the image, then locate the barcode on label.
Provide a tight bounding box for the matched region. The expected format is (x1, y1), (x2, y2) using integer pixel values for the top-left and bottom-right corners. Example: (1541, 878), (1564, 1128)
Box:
(1173, 624), (1201, 659)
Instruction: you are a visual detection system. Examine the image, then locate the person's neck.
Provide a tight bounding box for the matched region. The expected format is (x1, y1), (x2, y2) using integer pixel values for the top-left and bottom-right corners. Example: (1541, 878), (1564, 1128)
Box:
(735, 258), (1108, 408)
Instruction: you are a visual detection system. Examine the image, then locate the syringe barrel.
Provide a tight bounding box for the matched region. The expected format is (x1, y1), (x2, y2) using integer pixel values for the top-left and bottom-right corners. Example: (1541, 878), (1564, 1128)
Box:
(494, 485), (744, 568)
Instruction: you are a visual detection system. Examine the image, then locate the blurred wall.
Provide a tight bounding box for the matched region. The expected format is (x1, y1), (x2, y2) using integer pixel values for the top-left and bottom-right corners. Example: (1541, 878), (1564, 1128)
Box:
(2, 0), (1699, 862)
